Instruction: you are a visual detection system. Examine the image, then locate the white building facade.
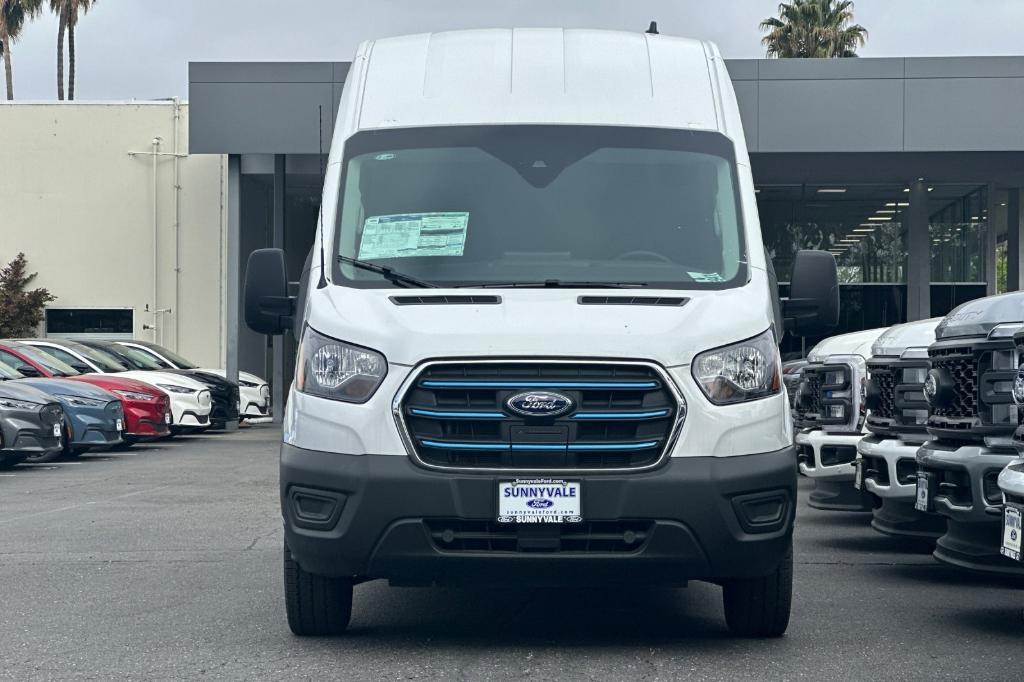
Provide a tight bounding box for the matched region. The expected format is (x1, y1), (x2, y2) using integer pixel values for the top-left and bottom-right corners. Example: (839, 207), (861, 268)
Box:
(0, 102), (227, 368)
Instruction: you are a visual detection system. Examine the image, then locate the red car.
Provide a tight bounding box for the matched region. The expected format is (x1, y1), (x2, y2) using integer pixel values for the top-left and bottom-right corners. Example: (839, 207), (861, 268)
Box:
(0, 341), (172, 443)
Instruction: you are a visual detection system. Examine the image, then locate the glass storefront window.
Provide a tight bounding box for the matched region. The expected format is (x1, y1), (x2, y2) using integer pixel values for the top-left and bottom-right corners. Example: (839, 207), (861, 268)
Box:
(929, 185), (988, 284)
(758, 184), (908, 283)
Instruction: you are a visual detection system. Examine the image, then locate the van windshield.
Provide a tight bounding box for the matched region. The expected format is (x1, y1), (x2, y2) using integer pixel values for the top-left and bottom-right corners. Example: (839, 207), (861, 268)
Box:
(333, 126), (746, 289)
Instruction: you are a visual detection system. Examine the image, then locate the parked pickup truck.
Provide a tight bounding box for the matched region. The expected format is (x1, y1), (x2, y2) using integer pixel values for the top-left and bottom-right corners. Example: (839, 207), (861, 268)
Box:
(916, 292), (1024, 576)
(794, 328), (887, 511)
(856, 318), (945, 539)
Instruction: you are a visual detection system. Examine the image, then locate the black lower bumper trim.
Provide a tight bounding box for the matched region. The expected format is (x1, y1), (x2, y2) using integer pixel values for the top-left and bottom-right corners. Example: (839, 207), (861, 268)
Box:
(281, 444), (797, 585)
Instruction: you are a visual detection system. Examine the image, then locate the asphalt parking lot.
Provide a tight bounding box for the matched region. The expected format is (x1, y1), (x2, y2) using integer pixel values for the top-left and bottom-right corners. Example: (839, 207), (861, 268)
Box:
(1, 428), (1021, 680)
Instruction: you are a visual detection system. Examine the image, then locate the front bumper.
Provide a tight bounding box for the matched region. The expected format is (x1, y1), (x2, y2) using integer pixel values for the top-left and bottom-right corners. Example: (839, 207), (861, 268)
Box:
(796, 429), (862, 481)
(281, 445), (796, 585)
(167, 390), (212, 428)
(0, 409), (61, 454)
(917, 440), (1021, 574)
(66, 402), (124, 449)
(857, 435), (944, 539)
(240, 384), (271, 418)
(857, 435), (921, 500)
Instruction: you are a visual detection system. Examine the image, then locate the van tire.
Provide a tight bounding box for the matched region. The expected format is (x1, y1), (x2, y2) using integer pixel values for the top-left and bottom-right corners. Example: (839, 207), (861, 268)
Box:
(284, 540), (353, 636)
(722, 542), (793, 638)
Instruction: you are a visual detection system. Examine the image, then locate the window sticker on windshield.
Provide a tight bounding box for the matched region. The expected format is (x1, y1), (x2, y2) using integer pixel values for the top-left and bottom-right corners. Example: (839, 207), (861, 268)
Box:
(688, 271), (725, 283)
(357, 212), (469, 260)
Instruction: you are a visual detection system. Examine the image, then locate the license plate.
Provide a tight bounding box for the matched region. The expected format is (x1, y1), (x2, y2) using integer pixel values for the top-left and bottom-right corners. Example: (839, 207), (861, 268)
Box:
(853, 458), (863, 490)
(915, 474), (930, 512)
(116, 419), (124, 431)
(498, 479), (581, 523)
(164, 412), (172, 424)
(1001, 504), (1022, 562)
(52, 423), (61, 438)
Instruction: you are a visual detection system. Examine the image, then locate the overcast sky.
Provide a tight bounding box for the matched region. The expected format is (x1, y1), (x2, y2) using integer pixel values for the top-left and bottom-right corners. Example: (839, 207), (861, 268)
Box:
(6, 0), (1024, 101)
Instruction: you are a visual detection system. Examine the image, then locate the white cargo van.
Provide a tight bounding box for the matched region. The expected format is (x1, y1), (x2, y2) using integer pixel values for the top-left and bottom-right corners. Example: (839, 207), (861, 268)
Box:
(243, 28), (839, 637)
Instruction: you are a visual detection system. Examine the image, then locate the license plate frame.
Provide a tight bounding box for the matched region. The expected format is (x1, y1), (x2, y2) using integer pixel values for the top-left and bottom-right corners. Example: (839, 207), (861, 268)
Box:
(1001, 503), (1023, 562)
(52, 423), (62, 438)
(497, 479), (582, 524)
(115, 418), (124, 432)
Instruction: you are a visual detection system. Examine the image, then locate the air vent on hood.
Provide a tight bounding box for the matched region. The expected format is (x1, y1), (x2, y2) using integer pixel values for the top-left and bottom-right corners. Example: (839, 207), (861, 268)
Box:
(390, 295), (502, 306)
(577, 296), (688, 307)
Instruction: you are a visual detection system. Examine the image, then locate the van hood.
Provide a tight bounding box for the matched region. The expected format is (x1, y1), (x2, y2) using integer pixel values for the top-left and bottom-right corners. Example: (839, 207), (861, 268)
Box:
(306, 276), (775, 367)
(806, 327), (888, 363)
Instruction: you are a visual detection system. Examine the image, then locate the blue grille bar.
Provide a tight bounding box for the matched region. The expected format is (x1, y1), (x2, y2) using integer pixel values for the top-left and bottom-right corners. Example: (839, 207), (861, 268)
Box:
(409, 408), (506, 419)
(572, 409), (670, 420)
(420, 439), (660, 451)
(420, 380), (659, 389)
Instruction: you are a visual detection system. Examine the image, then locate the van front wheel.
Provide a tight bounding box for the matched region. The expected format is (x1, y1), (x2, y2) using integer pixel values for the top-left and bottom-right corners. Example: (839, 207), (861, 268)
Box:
(722, 542), (793, 638)
(283, 540), (353, 636)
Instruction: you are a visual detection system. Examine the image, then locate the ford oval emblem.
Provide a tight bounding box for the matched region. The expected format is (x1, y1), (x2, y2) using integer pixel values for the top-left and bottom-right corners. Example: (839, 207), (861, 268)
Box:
(505, 391), (575, 418)
(527, 499), (554, 509)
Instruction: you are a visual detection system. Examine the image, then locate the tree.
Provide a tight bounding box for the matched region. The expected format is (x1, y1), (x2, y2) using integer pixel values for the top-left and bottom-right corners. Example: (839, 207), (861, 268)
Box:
(760, 0), (868, 58)
(50, 0), (92, 100)
(0, 0), (43, 100)
(0, 253), (56, 337)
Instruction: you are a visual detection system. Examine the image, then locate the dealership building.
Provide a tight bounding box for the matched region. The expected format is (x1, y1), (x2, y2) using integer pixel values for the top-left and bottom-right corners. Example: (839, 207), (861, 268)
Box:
(4, 53), (1024, 421)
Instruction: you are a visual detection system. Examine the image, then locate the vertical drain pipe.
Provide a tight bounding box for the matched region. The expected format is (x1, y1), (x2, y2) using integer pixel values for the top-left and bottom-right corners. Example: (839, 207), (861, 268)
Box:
(151, 136), (162, 344)
(171, 98), (182, 351)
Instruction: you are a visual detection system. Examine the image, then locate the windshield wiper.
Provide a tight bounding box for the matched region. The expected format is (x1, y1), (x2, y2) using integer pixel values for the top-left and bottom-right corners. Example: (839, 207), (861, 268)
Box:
(336, 256), (438, 288)
(454, 280), (648, 289)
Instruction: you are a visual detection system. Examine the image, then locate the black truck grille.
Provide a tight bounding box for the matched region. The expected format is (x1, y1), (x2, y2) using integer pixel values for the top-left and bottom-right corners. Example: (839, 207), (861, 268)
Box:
(927, 339), (1017, 440)
(399, 361), (680, 470)
(865, 358), (929, 438)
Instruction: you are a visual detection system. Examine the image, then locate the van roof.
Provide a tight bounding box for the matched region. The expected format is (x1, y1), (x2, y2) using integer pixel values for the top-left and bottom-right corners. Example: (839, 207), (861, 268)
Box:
(352, 28), (736, 138)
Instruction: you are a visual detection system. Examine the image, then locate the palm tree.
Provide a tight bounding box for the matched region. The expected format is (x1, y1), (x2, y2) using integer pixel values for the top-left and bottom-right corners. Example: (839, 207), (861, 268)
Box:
(50, 0), (93, 100)
(0, 0), (43, 100)
(760, 0), (868, 58)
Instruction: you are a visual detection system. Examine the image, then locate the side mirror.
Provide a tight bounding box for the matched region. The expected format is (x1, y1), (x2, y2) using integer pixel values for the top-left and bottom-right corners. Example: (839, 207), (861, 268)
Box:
(783, 250), (839, 336)
(18, 365), (42, 378)
(244, 248), (295, 336)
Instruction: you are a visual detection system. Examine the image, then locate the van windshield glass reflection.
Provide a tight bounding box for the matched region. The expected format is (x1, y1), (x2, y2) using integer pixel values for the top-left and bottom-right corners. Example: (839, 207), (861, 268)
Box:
(333, 126), (746, 290)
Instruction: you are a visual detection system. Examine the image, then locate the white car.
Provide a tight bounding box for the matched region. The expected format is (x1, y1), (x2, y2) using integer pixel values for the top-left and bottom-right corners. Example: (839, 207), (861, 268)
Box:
(115, 340), (271, 420)
(793, 327), (888, 511)
(21, 339), (212, 431)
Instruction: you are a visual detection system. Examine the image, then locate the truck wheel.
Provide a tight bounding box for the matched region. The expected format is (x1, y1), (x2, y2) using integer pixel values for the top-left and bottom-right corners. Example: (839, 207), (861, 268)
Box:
(722, 542), (793, 637)
(283, 540), (352, 636)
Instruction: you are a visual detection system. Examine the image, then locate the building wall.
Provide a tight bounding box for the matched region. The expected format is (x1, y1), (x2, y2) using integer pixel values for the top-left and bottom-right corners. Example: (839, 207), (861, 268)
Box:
(0, 102), (227, 368)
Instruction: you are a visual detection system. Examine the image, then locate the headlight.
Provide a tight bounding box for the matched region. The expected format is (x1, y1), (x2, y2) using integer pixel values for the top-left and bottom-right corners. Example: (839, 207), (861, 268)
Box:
(692, 329), (781, 405)
(238, 379), (258, 388)
(114, 390), (155, 401)
(296, 327), (387, 403)
(55, 394), (108, 407)
(157, 384), (197, 394)
(0, 398), (41, 410)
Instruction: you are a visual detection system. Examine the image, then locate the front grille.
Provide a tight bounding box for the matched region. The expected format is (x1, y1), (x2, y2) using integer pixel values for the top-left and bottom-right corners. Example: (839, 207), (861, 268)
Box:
(424, 519), (653, 553)
(927, 338), (1017, 440)
(39, 403), (64, 426)
(105, 400), (124, 422)
(866, 358), (929, 438)
(398, 361), (681, 470)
